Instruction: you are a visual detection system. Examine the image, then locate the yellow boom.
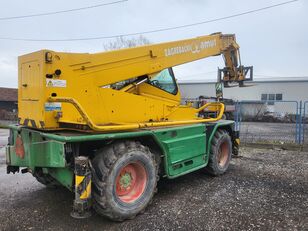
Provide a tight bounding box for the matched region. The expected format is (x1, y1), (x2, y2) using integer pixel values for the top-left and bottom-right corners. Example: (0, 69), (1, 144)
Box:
(18, 32), (251, 131)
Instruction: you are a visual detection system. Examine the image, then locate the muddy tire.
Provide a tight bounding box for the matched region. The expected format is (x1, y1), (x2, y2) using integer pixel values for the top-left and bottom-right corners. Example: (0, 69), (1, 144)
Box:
(92, 141), (158, 221)
(206, 129), (232, 176)
(33, 169), (60, 188)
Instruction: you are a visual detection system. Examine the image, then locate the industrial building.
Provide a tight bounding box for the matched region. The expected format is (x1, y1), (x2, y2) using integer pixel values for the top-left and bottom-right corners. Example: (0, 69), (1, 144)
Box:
(179, 77), (308, 120)
(178, 77), (308, 101)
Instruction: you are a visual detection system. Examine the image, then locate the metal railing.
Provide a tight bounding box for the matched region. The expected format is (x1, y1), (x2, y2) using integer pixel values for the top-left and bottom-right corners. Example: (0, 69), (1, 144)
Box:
(236, 100), (299, 144)
(302, 101), (308, 144)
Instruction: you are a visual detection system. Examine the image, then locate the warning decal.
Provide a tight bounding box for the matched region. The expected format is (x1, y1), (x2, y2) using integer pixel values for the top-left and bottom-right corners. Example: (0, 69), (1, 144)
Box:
(46, 79), (66, 88)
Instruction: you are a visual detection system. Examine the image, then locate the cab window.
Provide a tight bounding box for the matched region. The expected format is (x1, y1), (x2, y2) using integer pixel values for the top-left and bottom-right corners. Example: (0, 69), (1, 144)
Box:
(148, 69), (177, 95)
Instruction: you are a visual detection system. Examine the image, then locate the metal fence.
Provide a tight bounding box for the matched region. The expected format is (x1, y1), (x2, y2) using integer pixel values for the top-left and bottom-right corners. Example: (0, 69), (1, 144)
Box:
(302, 101), (308, 144)
(236, 100), (300, 144)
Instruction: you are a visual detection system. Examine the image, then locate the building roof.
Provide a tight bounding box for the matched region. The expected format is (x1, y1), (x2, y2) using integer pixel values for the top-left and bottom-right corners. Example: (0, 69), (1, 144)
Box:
(0, 87), (17, 102)
(178, 77), (308, 84)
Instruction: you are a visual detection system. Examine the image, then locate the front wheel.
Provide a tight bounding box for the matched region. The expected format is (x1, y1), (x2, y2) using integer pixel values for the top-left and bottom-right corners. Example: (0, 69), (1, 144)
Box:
(92, 141), (158, 221)
(206, 129), (232, 176)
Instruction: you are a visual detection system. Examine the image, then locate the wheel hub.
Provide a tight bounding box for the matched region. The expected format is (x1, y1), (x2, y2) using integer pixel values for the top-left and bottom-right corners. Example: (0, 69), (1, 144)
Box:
(119, 172), (133, 189)
(115, 162), (147, 203)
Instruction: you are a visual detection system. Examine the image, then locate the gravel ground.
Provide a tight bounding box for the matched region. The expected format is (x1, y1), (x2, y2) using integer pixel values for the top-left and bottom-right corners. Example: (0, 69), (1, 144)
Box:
(0, 141), (307, 230)
(239, 122), (297, 143)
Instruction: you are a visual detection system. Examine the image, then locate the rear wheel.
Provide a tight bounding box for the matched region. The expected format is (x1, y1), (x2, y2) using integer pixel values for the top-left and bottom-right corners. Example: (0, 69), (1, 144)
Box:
(92, 141), (158, 221)
(206, 129), (232, 176)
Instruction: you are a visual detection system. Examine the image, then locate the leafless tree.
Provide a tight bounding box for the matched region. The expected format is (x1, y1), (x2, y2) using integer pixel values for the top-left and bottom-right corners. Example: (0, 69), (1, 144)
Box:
(103, 35), (151, 89)
(103, 35), (150, 51)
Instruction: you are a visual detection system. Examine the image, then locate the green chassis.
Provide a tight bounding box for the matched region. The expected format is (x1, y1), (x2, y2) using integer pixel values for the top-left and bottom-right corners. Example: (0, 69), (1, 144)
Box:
(5, 121), (238, 190)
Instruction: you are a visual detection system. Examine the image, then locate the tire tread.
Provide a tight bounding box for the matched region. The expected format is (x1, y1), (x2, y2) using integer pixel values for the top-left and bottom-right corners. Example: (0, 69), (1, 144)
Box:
(92, 141), (159, 221)
(206, 129), (232, 176)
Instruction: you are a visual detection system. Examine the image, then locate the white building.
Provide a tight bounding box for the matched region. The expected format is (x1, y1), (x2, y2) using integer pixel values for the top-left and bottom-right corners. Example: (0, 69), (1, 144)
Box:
(178, 77), (308, 101)
(178, 77), (308, 116)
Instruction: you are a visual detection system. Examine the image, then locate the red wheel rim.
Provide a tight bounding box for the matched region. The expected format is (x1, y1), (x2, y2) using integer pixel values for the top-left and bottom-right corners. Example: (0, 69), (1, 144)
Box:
(218, 141), (229, 167)
(115, 162), (147, 203)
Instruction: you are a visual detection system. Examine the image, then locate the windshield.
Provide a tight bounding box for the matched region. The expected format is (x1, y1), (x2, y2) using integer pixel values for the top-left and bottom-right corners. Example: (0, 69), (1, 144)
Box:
(148, 69), (177, 95)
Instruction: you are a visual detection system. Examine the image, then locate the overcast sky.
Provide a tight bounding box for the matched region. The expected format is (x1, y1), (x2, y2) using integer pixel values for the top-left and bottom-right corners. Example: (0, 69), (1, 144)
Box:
(0, 0), (307, 88)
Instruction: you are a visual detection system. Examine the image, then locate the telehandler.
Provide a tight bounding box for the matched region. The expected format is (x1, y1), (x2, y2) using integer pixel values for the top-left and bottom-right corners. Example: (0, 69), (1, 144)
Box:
(5, 32), (252, 221)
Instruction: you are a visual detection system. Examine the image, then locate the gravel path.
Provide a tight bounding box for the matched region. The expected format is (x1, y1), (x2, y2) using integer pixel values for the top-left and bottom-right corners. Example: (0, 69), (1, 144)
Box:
(0, 146), (307, 231)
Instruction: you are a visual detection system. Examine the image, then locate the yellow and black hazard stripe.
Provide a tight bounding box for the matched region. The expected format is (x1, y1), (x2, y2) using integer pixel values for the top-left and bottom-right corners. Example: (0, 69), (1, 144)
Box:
(21, 118), (45, 129)
(71, 156), (92, 219)
(75, 173), (91, 200)
(74, 156), (92, 201)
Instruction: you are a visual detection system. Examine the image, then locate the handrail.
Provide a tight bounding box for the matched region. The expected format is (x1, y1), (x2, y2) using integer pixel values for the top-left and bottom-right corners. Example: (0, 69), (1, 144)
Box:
(48, 97), (225, 132)
(195, 102), (224, 113)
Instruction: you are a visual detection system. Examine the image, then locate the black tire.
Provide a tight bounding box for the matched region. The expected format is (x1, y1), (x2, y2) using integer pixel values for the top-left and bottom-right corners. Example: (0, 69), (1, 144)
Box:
(92, 141), (158, 221)
(33, 169), (60, 188)
(206, 129), (232, 176)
